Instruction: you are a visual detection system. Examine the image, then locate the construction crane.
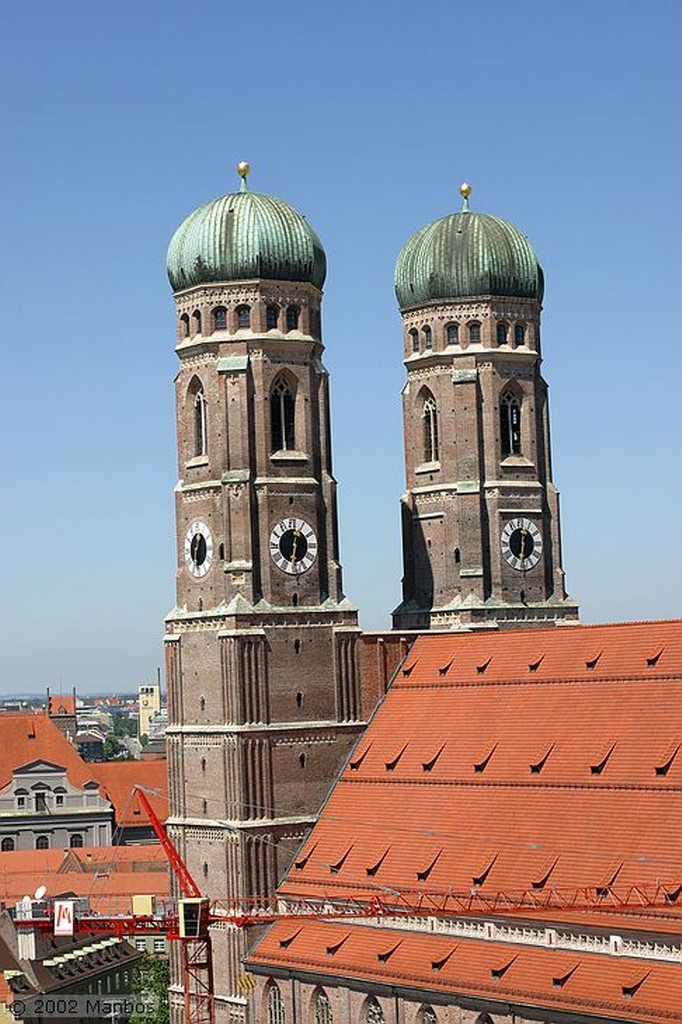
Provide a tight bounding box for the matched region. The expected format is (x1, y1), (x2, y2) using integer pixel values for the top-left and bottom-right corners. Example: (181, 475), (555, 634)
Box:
(16, 786), (682, 1024)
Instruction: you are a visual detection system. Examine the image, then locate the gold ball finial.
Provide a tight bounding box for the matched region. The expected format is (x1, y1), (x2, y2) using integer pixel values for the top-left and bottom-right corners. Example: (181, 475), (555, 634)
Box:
(459, 182), (472, 198)
(237, 161), (250, 179)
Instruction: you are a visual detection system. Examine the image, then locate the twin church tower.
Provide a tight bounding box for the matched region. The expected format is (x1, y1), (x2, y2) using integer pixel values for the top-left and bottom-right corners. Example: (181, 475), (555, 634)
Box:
(163, 165), (577, 1016)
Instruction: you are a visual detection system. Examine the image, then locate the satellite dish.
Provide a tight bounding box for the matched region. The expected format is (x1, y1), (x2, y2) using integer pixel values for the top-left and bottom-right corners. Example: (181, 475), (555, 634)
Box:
(34, 885), (47, 900)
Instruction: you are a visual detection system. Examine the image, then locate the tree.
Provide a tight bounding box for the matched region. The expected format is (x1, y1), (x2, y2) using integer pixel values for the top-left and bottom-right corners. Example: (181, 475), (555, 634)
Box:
(130, 955), (170, 1024)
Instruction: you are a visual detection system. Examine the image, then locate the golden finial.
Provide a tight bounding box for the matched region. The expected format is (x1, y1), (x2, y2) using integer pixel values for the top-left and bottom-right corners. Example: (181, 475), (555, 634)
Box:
(237, 161), (250, 191)
(459, 181), (472, 212)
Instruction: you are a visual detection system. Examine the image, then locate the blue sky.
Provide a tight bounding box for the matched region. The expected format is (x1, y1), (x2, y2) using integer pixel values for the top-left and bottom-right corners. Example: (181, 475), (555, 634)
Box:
(2, 0), (680, 693)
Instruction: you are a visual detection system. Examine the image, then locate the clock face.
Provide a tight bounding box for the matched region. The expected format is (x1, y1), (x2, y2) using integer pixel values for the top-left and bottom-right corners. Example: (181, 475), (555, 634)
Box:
(269, 517), (318, 575)
(501, 517), (542, 572)
(184, 519), (214, 578)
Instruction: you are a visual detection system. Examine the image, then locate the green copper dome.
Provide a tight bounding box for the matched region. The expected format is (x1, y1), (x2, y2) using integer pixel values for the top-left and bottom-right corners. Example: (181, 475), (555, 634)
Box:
(395, 199), (543, 311)
(167, 184), (326, 293)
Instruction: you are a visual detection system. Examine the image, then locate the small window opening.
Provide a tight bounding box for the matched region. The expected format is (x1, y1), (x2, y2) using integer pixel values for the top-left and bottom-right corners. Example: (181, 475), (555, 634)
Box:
(202, 798), (207, 814)
(423, 325), (432, 349)
(469, 321), (481, 343)
(191, 309), (202, 335)
(202, 862), (208, 877)
(454, 547), (460, 563)
(514, 324), (525, 345)
(212, 306), (227, 331)
(36, 835), (50, 850)
(236, 305), (250, 328)
(199, 695), (206, 712)
(286, 306), (300, 331)
(292, 593), (298, 607)
(299, 752), (306, 769)
(201, 757), (206, 773)
(446, 323), (459, 346)
(294, 641), (301, 655)
(497, 322), (508, 345)
(180, 314), (190, 338)
(296, 690), (303, 705)
(410, 329), (419, 352)
(1, 838), (15, 851)
(70, 833), (84, 848)
(218, 543), (224, 560)
(266, 305), (279, 330)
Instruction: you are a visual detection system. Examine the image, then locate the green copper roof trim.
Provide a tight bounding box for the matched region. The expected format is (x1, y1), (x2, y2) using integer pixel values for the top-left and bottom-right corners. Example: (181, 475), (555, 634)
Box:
(395, 210), (544, 310)
(167, 190), (326, 292)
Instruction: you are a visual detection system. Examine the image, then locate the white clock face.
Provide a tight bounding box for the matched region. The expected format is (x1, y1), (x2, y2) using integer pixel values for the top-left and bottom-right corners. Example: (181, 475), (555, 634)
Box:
(184, 519), (214, 578)
(501, 517), (542, 572)
(269, 517), (318, 575)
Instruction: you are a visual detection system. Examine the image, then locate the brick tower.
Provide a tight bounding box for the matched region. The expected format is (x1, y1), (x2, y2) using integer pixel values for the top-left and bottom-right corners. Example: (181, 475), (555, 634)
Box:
(392, 184), (578, 630)
(163, 164), (362, 1021)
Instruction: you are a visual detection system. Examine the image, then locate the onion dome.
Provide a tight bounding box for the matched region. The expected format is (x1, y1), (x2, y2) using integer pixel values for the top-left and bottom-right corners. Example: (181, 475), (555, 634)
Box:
(167, 163), (326, 293)
(395, 183), (544, 311)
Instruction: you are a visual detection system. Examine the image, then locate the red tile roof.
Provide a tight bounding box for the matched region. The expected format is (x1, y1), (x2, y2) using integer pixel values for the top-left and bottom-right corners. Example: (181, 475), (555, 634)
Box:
(0, 715), (96, 790)
(0, 845), (169, 905)
(47, 695), (76, 717)
(92, 760), (168, 825)
(252, 620), (682, 1021)
(249, 921), (682, 1024)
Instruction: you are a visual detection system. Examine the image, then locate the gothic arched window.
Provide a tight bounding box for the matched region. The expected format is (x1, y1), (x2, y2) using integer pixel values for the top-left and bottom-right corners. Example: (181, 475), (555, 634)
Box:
(267, 983), (285, 1024)
(191, 309), (202, 335)
(423, 394), (439, 463)
(266, 305), (279, 330)
(468, 321), (481, 343)
(314, 989), (332, 1024)
(212, 306), (227, 331)
(514, 323), (525, 345)
(70, 833), (84, 848)
(500, 388), (522, 456)
(1, 837), (14, 851)
(364, 998), (384, 1024)
(423, 325), (432, 349)
(236, 305), (251, 328)
(497, 322), (508, 345)
(418, 1008), (437, 1024)
(191, 385), (207, 457)
(286, 306), (300, 332)
(446, 323), (459, 346)
(271, 379), (295, 452)
(180, 313), (190, 339)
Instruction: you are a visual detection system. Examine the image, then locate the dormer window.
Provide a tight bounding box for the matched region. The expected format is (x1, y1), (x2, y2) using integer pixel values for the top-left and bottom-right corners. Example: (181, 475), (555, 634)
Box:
(236, 305), (251, 329)
(469, 321), (481, 343)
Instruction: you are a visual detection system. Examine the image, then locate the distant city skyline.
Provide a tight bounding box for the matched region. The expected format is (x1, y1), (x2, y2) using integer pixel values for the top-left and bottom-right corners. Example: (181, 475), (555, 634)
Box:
(3, 0), (681, 692)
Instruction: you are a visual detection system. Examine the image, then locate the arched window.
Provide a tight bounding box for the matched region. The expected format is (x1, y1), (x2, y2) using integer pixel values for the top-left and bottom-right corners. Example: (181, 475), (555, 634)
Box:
(423, 394), (439, 463)
(446, 323), (459, 346)
(469, 321), (481, 343)
(179, 314), (190, 339)
(212, 306), (227, 331)
(500, 389), (522, 456)
(314, 989), (332, 1024)
(364, 998), (384, 1024)
(423, 325), (432, 349)
(191, 309), (202, 336)
(36, 835), (50, 850)
(286, 306), (300, 332)
(69, 834), (84, 848)
(271, 379), (295, 452)
(192, 386), (207, 457)
(236, 305), (251, 328)
(1, 837), (15, 851)
(497, 322), (508, 345)
(267, 983), (285, 1024)
(410, 329), (419, 353)
(266, 305), (279, 330)
(514, 323), (525, 345)
(418, 1008), (437, 1024)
